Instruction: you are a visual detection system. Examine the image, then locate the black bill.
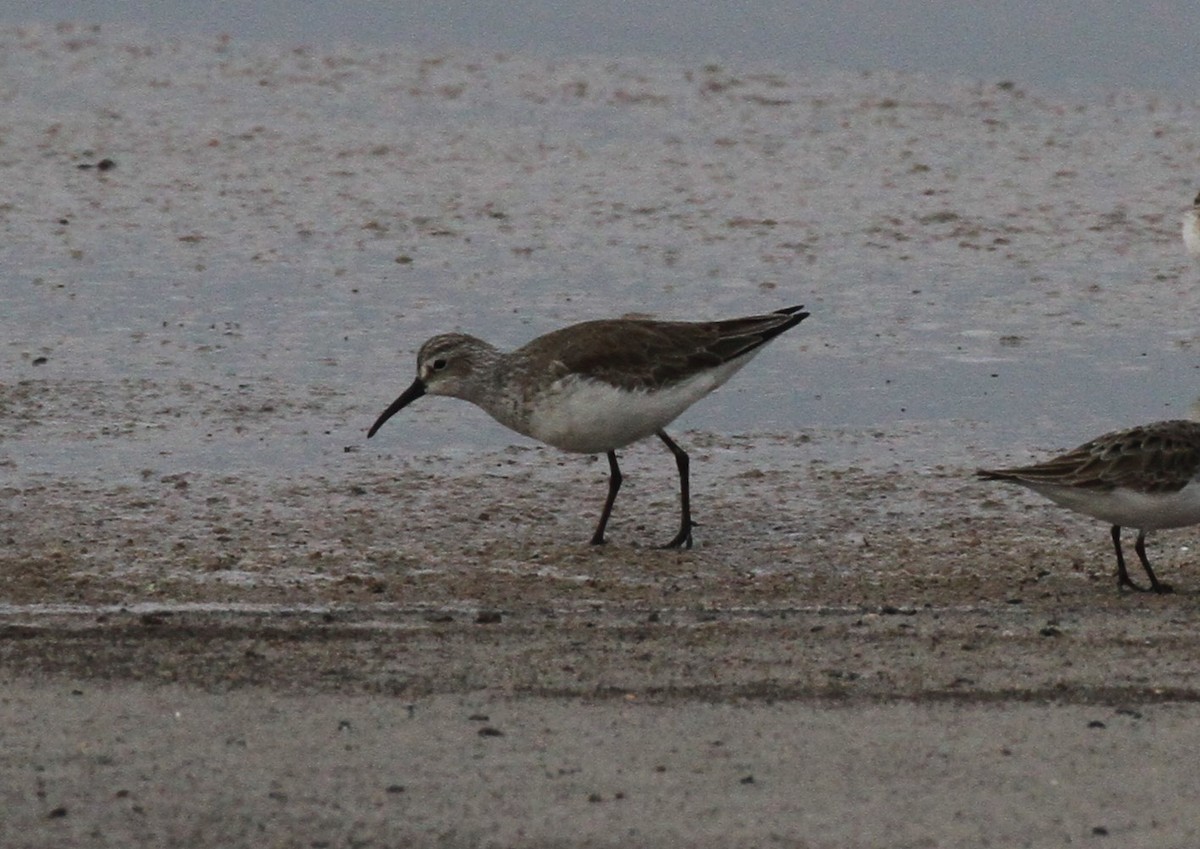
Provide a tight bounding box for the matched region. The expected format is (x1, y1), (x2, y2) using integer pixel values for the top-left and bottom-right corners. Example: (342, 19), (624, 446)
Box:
(366, 378), (427, 438)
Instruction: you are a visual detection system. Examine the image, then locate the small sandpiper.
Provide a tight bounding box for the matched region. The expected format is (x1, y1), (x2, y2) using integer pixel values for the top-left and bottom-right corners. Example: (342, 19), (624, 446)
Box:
(978, 419), (1200, 593)
(1183, 190), (1200, 260)
(368, 304), (809, 547)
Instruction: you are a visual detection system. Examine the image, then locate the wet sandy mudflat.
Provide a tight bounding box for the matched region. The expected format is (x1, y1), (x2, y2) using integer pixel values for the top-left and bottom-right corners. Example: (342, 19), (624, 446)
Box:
(6, 433), (1200, 847)
(5, 22), (1200, 849)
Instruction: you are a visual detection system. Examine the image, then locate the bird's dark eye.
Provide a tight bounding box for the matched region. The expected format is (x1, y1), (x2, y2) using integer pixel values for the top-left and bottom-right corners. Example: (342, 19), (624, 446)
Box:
(432, 358), (448, 370)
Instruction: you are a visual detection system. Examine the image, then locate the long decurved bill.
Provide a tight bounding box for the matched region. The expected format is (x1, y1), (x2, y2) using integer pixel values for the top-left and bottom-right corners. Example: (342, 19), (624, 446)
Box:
(366, 378), (426, 438)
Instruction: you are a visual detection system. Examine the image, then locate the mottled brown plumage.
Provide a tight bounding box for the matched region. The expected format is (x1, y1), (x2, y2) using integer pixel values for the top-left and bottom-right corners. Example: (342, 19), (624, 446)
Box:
(979, 419), (1200, 593)
(980, 421), (1200, 494)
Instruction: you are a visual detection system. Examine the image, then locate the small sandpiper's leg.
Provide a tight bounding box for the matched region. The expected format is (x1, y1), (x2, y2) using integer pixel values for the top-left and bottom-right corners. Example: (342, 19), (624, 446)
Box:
(590, 450), (623, 545)
(1133, 529), (1172, 594)
(1112, 525), (1146, 591)
(657, 430), (694, 549)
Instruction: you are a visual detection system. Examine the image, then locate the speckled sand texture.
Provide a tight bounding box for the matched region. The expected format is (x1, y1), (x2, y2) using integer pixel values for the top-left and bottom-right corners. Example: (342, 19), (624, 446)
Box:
(5, 23), (1200, 847)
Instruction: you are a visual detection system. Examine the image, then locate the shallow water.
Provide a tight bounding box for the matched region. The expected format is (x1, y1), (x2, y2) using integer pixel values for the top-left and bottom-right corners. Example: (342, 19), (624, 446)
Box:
(3, 26), (1200, 590)
(9, 1), (1200, 96)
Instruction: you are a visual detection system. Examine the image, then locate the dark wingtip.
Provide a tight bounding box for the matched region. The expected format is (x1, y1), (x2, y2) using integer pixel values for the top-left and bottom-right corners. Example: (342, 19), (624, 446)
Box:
(768, 305), (810, 337)
(773, 305), (811, 328)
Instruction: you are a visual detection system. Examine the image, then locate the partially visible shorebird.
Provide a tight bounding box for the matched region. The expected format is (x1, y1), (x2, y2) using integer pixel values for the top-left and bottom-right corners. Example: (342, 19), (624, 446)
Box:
(978, 419), (1200, 593)
(1184, 191), (1200, 261)
(367, 305), (809, 548)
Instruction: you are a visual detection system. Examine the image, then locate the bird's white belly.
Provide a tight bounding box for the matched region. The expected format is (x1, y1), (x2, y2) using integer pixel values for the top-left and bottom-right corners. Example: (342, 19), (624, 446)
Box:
(1184, 212), (1200, 258)
(524, 365), (746, 454)
(1032, 480), (1200, 530)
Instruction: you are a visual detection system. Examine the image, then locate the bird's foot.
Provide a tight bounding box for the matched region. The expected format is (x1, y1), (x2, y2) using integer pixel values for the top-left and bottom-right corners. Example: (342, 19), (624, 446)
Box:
(1118, 575), (1174, 594)
(658, 521), (696, 550)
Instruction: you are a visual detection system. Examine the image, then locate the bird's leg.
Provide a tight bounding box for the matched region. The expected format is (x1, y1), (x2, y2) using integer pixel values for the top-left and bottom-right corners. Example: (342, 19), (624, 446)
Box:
(657, 430), (694, 549)
(590, 450), (622, 545)
(1112, 525), (1148, 592)
(1134, 530), (1173, 594)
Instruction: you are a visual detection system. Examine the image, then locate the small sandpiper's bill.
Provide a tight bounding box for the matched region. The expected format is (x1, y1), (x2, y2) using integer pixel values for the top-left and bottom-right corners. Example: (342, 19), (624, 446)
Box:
(368, 304), (809, 548)
(1183, 190), (1200, 260)
(978, 419), (1200, 593)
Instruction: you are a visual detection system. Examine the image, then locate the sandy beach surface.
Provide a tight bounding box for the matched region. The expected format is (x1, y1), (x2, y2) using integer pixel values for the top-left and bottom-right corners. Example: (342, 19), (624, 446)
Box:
(7, 448), (1200, 847)
(4, 22), (1200, 848)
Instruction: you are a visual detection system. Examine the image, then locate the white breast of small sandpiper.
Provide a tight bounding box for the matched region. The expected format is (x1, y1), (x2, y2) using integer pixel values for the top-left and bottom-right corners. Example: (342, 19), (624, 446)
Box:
(1029, 477), (1200, 531)
(1184, 210), (1200, 258)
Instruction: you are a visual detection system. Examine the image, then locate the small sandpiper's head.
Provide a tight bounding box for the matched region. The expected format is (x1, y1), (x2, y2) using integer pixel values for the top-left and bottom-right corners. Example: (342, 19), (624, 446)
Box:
(367, 333), (494, 438)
